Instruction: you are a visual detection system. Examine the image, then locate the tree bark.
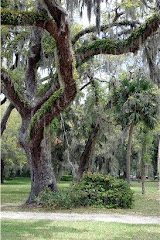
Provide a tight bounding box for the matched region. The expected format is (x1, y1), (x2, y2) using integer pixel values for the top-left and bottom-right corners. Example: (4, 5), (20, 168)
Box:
(126, 123), (134, 184)
(27, 141), (58, 203)
(78, 123), (99, 180)
(19, 117), (58, 203)
(88, 144), (94, 172)
(157, 139), (160, 190)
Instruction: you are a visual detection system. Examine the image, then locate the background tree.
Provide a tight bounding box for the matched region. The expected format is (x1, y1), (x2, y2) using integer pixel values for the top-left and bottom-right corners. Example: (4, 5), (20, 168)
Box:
(1, 102), (28, 183)
(112, 75), (159, 184)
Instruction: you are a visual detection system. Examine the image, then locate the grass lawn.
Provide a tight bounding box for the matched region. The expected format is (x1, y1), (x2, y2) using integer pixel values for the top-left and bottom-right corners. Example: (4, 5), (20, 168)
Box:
(1, 177), (31, 203)
(1, 220), (160, 240)
(1, 177), (70, 204)
(1, 177), (160, 216)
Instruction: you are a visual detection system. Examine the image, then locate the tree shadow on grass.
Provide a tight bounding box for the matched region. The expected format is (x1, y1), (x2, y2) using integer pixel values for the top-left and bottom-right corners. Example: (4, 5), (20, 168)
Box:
(2, 220), (89, 240)
(2, 220), (160, 240)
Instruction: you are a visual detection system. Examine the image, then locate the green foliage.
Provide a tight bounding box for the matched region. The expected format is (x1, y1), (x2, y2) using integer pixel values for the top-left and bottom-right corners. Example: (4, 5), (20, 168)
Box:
(112, 75), (159, 129)
(37, 172), (134, 209)
(1, 0), (10, 8)
(1, 104), (28, 180)
(37, 188), (73, 209)
(120, 0), (142, 8)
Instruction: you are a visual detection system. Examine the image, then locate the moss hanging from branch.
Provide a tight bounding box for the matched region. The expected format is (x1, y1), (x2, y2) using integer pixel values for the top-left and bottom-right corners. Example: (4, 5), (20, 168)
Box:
(76, 14), (160, 66)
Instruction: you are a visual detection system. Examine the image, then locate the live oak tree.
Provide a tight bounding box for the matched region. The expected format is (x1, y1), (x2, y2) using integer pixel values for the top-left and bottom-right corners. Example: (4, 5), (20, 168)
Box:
(1, 0), (160, 203)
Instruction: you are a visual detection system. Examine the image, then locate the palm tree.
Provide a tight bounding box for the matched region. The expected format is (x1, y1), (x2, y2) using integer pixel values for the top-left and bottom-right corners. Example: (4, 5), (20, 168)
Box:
(112, 75), (159, 184)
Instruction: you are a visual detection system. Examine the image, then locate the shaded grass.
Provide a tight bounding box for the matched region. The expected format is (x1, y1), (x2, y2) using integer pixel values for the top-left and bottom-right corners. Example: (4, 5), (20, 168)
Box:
(2, 219), (160, 240)
(1, 177), (31, 203)
(1, 178), (160, 216)
(1, 177), (70, 204)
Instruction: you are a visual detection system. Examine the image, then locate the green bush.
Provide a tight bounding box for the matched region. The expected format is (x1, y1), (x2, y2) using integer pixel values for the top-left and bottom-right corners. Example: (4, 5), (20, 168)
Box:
(37, 172), (134, 209)
(60, 174), (72, 181)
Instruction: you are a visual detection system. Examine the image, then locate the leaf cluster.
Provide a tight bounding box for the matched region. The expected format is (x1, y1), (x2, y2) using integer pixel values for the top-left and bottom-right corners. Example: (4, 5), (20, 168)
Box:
(112, 75), (159, 129)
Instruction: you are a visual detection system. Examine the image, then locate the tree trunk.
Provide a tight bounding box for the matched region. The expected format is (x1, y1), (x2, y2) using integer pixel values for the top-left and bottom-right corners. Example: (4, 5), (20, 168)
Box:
(19, 117), (58, 204)
(88, 142), (95, 172)
(1, 158), (5, 184)
(157, 139), (160, 190)
(141, 155), (146, 195)
(126, 123), (134, 184)
(26, 141), (58, 203)
(141, 132), (148, 195)
(78, 124), (99, 180)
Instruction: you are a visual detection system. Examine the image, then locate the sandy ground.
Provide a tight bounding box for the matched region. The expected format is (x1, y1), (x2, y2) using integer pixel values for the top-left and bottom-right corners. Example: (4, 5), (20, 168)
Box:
(1, 211), (160, 224)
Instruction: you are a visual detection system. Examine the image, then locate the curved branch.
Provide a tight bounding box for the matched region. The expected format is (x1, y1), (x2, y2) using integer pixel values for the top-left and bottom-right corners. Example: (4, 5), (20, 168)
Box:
(1, 69), (30, 116)
(75, 14), (160, 66)
(1, 103), (14, 136)
(1, 8), (59, 39)
(43, 0), (67, 28)
(72, 20), (139, 45)
(29, 1), (77, 148)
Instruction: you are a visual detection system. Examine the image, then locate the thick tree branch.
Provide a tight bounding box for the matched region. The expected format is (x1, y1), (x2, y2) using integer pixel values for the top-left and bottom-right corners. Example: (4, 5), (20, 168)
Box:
(43, 0), (66, 28)
(1, 8), (50, 26)
(72, 20), (139, 45)
(1, 103), (14, 136)
(1, 69), (30, 116)
(1, 8), (59, 39)
(76, 14), (160, 66)
(25, 27), (42, 101)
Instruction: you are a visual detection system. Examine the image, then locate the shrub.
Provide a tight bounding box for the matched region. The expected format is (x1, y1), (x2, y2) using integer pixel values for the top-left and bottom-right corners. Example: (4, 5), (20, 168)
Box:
(60, 174), (72, 181)
(37, 172), (134, 209)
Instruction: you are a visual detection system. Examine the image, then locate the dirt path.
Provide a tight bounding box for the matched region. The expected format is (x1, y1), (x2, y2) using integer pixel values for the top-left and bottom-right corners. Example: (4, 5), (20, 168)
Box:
(1, 211), (160, 225)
